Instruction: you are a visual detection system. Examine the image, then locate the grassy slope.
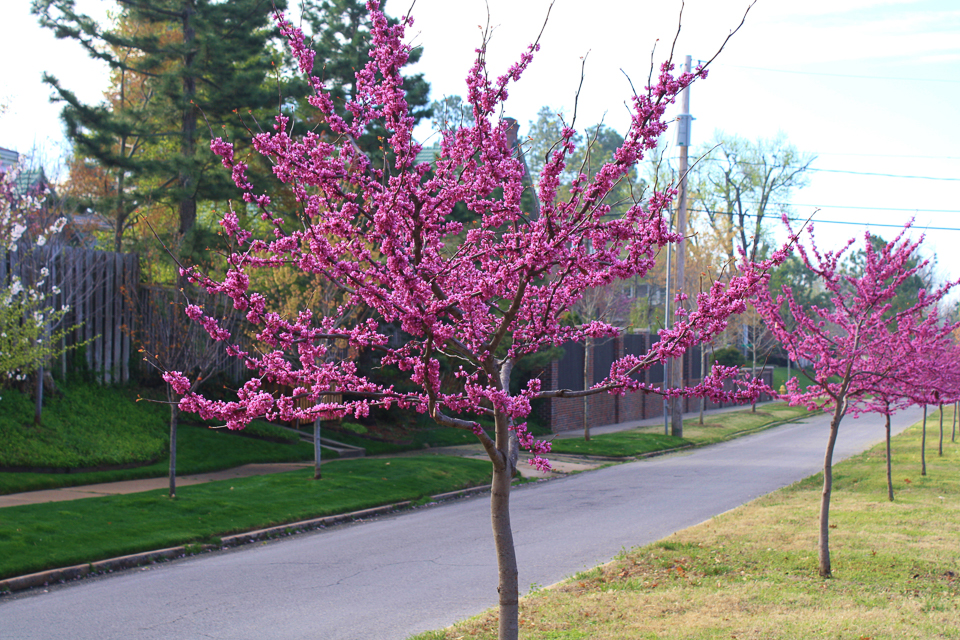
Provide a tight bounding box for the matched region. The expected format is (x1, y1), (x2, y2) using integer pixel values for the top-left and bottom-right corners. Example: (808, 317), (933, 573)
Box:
(0, 383), (167, 469)
(416, 409), (960, 640)
(0, 423), (324, 495)
(0, 379), (504, 494)
(0, 455), (492, 581)
(771, 365), (835, 393)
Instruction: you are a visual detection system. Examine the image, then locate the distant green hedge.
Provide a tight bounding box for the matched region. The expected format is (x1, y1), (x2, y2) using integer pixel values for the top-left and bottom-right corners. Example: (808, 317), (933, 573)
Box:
(0, 384), (167, 470)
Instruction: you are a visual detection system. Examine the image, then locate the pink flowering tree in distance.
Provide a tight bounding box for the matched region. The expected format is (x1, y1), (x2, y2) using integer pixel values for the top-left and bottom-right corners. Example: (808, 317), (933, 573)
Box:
(858, 304), (957, 500)
(937, 348), (960, 448)
(897, 336), (960, 478)
(162, 2), (778, 636)
(750, 219), (958, 577)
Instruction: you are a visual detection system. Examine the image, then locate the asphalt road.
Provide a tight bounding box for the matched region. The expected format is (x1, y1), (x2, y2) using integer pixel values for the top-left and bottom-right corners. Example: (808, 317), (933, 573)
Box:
(0, 407), (921, 640)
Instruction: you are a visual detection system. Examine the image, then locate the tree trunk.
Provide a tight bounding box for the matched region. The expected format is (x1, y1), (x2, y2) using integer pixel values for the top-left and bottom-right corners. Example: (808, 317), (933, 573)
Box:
(819, 401), (844, 578)
(670, 360), (684, 436)
(490, 360), (520, 640)
(491, 455), (518, 640)
(750, 335), (757, 413)
(178, 0), (198, 242)
(921, 405), (927, 477)
(34, 364), (44, 426)
(313, 418), (322, 480)
(953, 401), (957, 443)
(885, 413), (894, 502)
(115, 169), (126, 254)
(699, 348), (706, 425)
(168, 384), (178, 498)
(938, 403), (944, 457)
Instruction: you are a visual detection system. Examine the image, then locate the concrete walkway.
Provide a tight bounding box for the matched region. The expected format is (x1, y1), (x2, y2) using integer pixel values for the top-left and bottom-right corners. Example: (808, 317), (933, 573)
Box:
(0, 402), (772, 509)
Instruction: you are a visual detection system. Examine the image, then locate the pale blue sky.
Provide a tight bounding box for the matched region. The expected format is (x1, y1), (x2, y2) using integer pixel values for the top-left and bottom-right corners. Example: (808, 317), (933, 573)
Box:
(2, 0), (958, 282)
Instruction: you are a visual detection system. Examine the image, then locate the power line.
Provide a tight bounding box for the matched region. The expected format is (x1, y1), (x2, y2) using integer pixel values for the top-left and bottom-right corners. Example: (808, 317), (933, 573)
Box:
(807, 167), (960, 181)
(793, 203), (960, 213)
(694, 157), (960, 182)
(812, 152), (960, 161)
(785, 218), (960, 232)
(689, 208), (960, 231)
(694, 202), (960, 214)
(719, 63), (960, 85)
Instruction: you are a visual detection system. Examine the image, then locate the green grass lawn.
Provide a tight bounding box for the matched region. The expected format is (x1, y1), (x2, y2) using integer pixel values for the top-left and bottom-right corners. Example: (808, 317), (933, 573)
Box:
(414, 409), (960, 640)
(771, 365), (837, 393)
(0, 455), (492, 581)
(547, 402), (812, 457)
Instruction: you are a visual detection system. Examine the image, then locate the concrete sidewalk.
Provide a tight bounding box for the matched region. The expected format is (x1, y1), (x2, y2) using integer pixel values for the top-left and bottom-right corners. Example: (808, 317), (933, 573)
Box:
(0, 402), (770, 509)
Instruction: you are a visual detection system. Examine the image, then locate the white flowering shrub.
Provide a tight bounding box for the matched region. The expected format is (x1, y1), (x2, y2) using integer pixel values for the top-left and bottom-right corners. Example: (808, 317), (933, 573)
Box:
(0, 169), (72, 386)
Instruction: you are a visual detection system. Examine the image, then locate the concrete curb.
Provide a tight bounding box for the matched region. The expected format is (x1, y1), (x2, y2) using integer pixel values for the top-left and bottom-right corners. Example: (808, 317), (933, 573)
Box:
(0, 484), (493, 596)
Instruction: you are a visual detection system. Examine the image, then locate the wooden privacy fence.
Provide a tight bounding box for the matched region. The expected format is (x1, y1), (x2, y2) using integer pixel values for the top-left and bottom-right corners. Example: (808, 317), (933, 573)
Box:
(1, 246), (256, 384)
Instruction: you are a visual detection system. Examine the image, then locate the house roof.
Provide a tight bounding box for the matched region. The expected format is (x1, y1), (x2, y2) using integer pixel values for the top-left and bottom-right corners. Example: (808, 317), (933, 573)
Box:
(0, 147), (53, 199)
(0, 147), (17, 173)
(414, 143), (441, 166)
(14, 169), (48, 197)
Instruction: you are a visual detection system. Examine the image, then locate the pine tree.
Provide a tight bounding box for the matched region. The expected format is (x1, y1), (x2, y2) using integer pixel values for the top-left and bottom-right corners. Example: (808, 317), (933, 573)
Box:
(297, 0), (431, 164)
(34, 0), (289, 256)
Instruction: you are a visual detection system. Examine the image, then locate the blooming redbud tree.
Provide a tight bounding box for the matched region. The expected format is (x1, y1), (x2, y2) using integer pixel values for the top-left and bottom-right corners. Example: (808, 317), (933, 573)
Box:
(164, 3), (780, 636)
(857, 303), (957, 500)
(890, 332), (960, 478)
(749, 218), (958, 577)
(932, 348), (960, 454)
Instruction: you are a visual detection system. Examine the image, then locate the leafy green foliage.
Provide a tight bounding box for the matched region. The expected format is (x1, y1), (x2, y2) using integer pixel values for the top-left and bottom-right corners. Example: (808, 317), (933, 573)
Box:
(844, 234), (932, 320)
(0, 282), (73, 386)
(430, 95), (475, 132)
(35, 0), (294, 254)
(297, 0), (431, 164)
(710, 345), (745, 367)
(690, 131), (815, 263)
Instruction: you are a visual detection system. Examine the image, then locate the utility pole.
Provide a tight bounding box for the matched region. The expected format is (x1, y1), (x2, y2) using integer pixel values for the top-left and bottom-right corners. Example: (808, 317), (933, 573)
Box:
(669, 55), (692, 438)
(663, 241), (671, 436)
